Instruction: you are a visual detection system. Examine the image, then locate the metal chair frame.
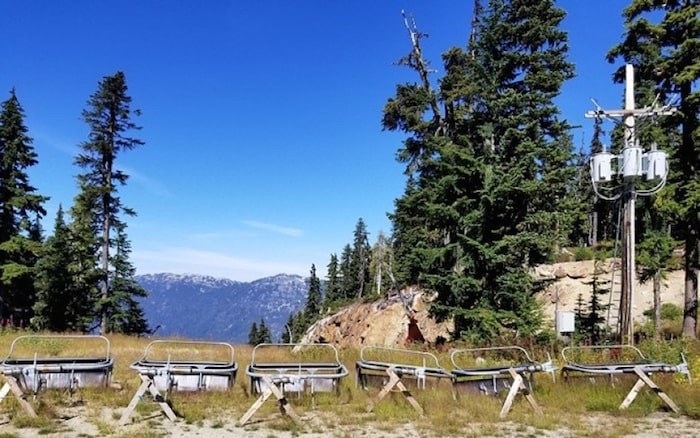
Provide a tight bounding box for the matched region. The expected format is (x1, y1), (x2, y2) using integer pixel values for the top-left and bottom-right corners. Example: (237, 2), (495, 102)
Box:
(120, 340), (237, 425)
(239, 343), (348, 426)
(0, 334), (113, 417)
(561, 344), (690, 413)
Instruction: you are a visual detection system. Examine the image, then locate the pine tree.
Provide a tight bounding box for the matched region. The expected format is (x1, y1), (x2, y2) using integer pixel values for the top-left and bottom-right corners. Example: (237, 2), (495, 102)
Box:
(582, 259), (610, 343)
(305, 264), (322, 322)
(0, 89), (48, 326)
(280, 314), (294, 343)
(33, 206), (92, 331)
(349, 218), (371, 298)
(389, 177), (434, 287)
(339, 244), (353, 300)
(574, 292), (586, 336)
(608, 0), (699, 338)
(68, 187), (102, 330)
(293, 311), (307, 342)
(257, 319), (272, 344)
(322, 254), (341, 308)
(105, 223), (149, 334)
(74, 71), (144, 334)
(248, 322), (259, 345)
(386, 1), (575, 341)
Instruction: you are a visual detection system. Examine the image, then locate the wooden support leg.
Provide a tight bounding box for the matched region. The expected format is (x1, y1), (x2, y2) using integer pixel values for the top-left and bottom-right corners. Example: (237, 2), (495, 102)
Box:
(367, 369), (424, 415)
(0, 377), (37, 417)
(119, 375), (177, 425)
(620, 367), (680, 414)
(499, 369), (543, 419)
(619, 376), (646, 410)
(0, 382), (11, 403)
(238, 376), (301, 426)
(395, 379), (424, 416)
(366, 370), (400, 413)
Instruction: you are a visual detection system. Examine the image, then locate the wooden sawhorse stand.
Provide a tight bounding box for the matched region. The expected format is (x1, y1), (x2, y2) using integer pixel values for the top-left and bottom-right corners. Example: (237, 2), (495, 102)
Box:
(238, 375), (301, 426)
(0, 376), (37, 417)
(499, 368), (543, 419)
(119, 374), (177, 425)
(366, 368), (424, 415)
(619, 367), (680, 413)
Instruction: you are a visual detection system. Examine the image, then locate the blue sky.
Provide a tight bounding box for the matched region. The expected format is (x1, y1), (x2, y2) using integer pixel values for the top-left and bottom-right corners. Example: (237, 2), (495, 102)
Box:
(1, 1), (631, 281)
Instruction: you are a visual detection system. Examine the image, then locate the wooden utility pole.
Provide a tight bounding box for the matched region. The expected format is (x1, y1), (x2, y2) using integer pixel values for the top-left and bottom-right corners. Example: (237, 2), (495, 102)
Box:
(621, 64), (637, 345)
(587, 65), (675, 344)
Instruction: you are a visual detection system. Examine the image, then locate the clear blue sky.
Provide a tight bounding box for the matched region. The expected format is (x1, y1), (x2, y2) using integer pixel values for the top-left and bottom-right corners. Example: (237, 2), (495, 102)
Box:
(1, 1), (630, 281)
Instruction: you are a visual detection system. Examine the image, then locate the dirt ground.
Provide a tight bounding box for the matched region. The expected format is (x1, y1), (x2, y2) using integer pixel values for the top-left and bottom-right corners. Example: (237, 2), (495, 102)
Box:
(1, 406), (699, 437)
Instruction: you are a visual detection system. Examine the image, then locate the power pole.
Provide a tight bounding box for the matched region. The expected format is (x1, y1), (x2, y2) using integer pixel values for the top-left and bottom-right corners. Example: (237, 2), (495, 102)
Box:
(587, 64), (676, 344)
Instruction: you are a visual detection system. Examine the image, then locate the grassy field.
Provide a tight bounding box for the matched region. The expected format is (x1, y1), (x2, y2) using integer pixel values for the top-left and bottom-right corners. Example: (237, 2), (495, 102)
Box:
(0, 330), (698, 437)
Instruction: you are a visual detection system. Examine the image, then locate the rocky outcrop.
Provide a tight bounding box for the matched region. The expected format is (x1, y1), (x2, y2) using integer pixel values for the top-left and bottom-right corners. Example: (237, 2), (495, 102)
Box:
(299, 288), (453, 347)
(301, 260), (686, 348)
(536, 259), (684, 328)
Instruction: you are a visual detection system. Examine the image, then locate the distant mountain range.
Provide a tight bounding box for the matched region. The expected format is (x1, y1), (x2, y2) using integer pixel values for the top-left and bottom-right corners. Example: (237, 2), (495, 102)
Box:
(135, 273), (308, 343)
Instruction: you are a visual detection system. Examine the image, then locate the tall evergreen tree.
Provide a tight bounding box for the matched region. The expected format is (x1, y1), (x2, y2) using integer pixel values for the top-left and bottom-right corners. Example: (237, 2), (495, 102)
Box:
(248, 321), (259, 345)
(339, 244), (353, 300)
(349, 218), (371, 298)
(105, 223), (149, 334)
(68, 185), (102, 330)
(582, 258), (610, 343)
(305, 264), (322, 322)
(322, 254), (341, 308)
(281, 313), (294, 343)
(608, 0), (699, 338)
(0, 89), (48, 326)
(74, 71), (145, 334)
(33, 205), (93, 331)
(257, 318), (272, 344)
(283, 311), (306, 343)
(386, 0), (575, 341)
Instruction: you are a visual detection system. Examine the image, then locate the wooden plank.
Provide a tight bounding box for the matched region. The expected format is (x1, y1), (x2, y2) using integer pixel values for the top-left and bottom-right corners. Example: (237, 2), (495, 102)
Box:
(499, 373), (522, 419)
(619, 377), (645, 410)
(3, 377), (37, 417)
(119, 377), (150, 425)
(0, 382), (11, 402)
(514, 369), (543, 417)
(239, 375), (301, 426)
(395, 379), (424, 415)
(119, 375), (177, 425)
(630, 367), (680, 414)
(499, 369), (543, 419)
(265, 378), (301, 424)
(145, 376), (178, 422)
(366, 370), (400, 413)
(238, 387), (274, 426)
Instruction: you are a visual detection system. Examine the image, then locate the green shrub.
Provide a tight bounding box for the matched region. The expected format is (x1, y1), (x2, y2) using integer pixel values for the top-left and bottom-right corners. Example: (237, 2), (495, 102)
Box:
(643, 303), (683, 322)
(573, 246), (595, 261)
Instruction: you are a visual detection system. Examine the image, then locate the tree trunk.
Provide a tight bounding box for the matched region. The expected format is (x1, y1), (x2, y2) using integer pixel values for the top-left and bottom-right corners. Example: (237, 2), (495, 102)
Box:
(653, 271), (661, 341)
(681, 81), (698, 339)
(682, 238), (698, 339)
(589, 211), (598, 246)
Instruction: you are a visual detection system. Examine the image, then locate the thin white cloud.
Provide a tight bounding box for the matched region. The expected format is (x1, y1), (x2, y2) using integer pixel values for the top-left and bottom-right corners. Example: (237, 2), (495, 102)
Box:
(132, 247), (308, 281)
(118, 165), (172, 198)
(33, 130), (80, 158)
(241, 220), (303, 237)
(187, 230), (254, 241)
